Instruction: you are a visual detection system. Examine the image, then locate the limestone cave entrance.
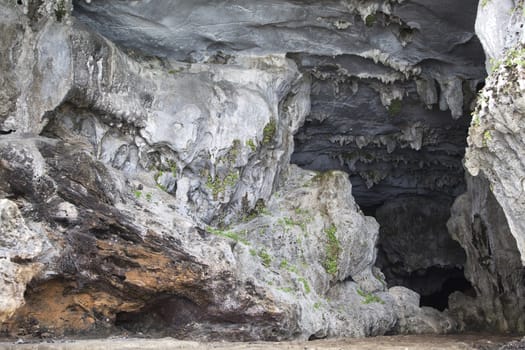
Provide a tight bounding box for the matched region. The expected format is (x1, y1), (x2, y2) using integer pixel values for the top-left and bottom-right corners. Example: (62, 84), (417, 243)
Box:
(290, 19), (485, 310)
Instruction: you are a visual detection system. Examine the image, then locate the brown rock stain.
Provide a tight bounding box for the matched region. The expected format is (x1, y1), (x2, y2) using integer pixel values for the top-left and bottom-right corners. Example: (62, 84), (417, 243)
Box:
(3, 234), (208, 337)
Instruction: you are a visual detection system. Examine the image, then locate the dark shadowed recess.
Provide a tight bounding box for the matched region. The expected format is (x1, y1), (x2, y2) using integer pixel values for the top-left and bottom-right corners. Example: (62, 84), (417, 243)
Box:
(72, 0), (486, 312)
(290, 2), (486, 311)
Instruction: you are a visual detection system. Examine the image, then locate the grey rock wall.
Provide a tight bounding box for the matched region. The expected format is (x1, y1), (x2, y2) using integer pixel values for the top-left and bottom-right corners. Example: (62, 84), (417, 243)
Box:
(0, 0), (459, 339)
(2, 0), (524, 340)
(445, 0), (525, 334)
(447, 175), (525, 333)
(466, 0), (525, 265)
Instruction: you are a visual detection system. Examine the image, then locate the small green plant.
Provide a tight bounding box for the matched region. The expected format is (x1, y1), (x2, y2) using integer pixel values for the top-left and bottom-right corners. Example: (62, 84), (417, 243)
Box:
(279, 287), (294, 293)
(228, 140), (241, 162)
(258, 249), (272, 267)
(277, 215), (310, 234)
(298, 277), (311, 294)
(280, 217), (296, 226)
(387, 98), (403, 116)
(311, 170), (337, 184)
(481, 0), (490, 7)
(153, 170), (168, 191)
(324, 224), (341, 275)
(489, 57), (502, 71)
(493, 45), (525, 70)
(133, 190), (142, 199)
(313, 302), (322, 310)
(206, 170), (240, 199)
(54, 0), (66, 22)
(483, 130), (492, 147)
(262, 119), (277, 145)
(294, 208), (308, 215)
(168, 160), (177, 177)
(249, 249), (257, 257)
(208, 227), (249, 245)
(357, 288), (385, 304)
(472, 114), (481, 127)
(279, 259), (298, 273)
(243, 199), (269, 222)
(365, 14), (377, 27)
(145, 192), (153, 202)
(246, 139), (257, 152)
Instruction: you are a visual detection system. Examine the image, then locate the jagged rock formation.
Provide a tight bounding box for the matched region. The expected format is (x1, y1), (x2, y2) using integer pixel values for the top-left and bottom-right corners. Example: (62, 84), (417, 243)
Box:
(289, 0), (484, 304)
(444, 0), (525, 334)
(0, 199), (48, 323)
(0, 0), (462, 339)
(448, 174), (525, 333)
(0, 0), (524, 341)
(466, 11), (525, 264)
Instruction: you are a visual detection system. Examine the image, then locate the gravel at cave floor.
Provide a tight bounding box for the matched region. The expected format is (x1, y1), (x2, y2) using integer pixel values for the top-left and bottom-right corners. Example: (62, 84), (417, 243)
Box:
(0, 335), (522, 350)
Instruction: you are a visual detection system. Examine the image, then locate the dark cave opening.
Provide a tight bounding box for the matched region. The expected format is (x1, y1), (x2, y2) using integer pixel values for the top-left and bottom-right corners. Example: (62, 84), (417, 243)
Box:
(369, 194), (470, 311)
(289, 0), (486, 310)
(290, 69), (479, 311)
(115, 295), (205, 335)
(419, 273), (475, 311)
(69, 0), (489, 328)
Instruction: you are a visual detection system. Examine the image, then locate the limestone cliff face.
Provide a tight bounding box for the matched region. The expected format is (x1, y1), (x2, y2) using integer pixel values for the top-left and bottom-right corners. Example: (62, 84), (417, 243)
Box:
(0, 0), (521, 340)
(467, 0), (525, 265)
(448, 175), (525, 333)
(446, 0), (525, 333)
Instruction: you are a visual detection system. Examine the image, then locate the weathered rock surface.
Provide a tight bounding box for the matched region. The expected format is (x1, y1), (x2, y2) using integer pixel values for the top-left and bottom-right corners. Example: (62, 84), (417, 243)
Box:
(435, 1), (525, 335)
(0, 0), (460, 339)
(3, 0), (525, 341)
(0, 200), (47, 323)
(0, 134), (455, 338)
(465, 51), (525, 266)
(475, 0), (524, 71)
(466, 0), (525, 266)
(441, 0), (525, 335)
(447, 174), (525, 333)
(389, 286), (456, 335)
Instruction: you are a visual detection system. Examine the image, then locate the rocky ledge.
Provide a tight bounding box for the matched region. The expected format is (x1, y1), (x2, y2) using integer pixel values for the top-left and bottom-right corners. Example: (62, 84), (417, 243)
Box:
(0, 0), (524, 341)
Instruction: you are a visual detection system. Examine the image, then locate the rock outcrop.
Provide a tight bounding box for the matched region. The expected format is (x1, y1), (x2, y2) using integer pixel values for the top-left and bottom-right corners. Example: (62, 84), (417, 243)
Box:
(445, 0), (525, 334)
(448, 175), (525, 333)
(0, 0), (461, 339)
(1, 0), (524, 341)
(466, 41), (525, 265)
(287, 0), (484, 303)
(0, 199), (48, 323)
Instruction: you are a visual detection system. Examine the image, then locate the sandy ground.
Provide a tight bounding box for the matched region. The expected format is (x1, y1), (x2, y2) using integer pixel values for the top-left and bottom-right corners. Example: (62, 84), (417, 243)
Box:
(0, 335), (521, 350)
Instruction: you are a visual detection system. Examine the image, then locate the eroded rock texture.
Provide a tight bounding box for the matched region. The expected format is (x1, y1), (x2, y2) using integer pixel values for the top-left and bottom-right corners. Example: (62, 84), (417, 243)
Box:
(288, 0), (484, 304)
(448, 174), (525, 333)
(466, 10), (525, 265)
(0, 0), (463, 339)
(442, 0), (525, 334)
(0, 0), (522, 341)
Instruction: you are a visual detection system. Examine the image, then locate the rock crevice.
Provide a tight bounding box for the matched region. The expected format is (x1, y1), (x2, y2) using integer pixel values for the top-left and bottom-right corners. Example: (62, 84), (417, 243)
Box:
(1, 0), (524, 340)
